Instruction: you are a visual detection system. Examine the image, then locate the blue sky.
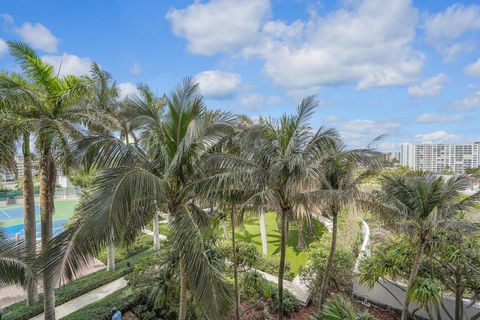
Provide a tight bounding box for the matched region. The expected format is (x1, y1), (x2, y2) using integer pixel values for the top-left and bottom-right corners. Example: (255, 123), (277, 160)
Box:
(1, 0), (480, 151)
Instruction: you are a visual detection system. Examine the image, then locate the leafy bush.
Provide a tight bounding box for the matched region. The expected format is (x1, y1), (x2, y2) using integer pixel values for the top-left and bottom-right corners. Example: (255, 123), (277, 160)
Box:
(300, 236), (354, 304)
(2, 249), (153, 320)
(96, 233), (153, 264)
(62, 287), (138, 320)
(310, 295), (373, 320)
(219, 241), (295, 280)
(241, 271), (299, 316)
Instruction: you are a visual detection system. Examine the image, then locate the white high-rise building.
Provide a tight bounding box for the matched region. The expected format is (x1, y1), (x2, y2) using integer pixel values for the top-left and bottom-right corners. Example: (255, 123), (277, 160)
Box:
(400, 142), (480, 173)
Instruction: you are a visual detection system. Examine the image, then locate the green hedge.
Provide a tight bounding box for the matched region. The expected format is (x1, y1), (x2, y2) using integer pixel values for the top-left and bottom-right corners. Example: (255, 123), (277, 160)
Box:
(2, 249), (153, 320)
(62, 287), (138, 320)
(96, 233), (153, 264)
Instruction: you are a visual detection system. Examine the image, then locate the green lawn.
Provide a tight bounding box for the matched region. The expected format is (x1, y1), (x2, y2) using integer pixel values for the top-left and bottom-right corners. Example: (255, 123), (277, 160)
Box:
(0, 200), (77, 227)
(233, 212), (327, 274)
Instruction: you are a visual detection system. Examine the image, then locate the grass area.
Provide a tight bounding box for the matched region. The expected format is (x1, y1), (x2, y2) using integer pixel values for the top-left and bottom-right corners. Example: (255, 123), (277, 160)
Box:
(0, 200), (77, 227)
(233, 212), (327, 274)
(155, 212), (327, 274)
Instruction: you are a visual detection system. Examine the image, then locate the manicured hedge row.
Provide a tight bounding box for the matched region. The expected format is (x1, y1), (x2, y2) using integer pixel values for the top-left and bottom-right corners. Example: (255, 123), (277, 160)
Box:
(2, 249), (153, 320)
(62, 287), (138, 320)
(96, 233), (153, 264)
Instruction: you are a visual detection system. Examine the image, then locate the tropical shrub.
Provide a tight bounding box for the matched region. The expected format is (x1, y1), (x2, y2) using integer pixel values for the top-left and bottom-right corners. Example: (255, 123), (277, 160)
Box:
(300, 236), (355, 304)
(310, 295), (373, 320)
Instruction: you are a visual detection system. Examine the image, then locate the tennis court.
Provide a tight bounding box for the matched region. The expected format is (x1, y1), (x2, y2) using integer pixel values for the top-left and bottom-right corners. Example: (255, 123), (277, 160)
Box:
(0, 200), (77, 238)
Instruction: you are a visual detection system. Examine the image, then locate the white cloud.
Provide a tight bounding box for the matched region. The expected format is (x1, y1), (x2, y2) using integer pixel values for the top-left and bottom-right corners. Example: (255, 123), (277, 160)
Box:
(336, 118), (400, 148)
(267, 95), (281, 106)
(42, 53), (92, 77)
(1, 14), (14, 26)
(166, 0), (270, 56)
(464, 57), (480, 77)
(0, 39), (7, 56)
(130, 60), (142, 75)
(407, 73), (449, 97)
(237, 93), (265, 110)
(14, 22), (59, 53)
(254, 0), (423, 92)
(453, 91), (480, 110)
(415, 130), (459, 144)
(424, 4), (480, 59)
(196, 70), (241, 99)
(118, 82), (139, 100)
(416, 113), (462, 123)
(169, 0), (423, 93)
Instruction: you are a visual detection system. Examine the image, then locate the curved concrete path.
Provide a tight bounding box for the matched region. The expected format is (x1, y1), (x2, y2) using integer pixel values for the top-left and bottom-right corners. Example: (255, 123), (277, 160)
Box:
(30, 278), (128, 320)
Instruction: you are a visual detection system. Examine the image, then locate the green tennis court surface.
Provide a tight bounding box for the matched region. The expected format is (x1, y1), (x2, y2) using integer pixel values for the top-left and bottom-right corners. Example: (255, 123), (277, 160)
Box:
(0, 200), (77, 227)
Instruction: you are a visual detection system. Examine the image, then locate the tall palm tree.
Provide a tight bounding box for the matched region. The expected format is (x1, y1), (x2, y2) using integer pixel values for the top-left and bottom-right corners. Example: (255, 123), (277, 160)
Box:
(42, 78), (233, 320)
(204, 98), (337, 319)
(124, 83), (166, 251)
(312, 140), (382, 306)
(367, 172), (480, 320)
(86, 63), (121, 270)
(0, 73), (40, 304)
(5, 41), (105, 319)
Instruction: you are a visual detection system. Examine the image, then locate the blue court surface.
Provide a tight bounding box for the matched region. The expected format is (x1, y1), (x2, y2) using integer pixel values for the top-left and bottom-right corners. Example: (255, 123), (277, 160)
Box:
(2, 219), (68, 239)
(0, 205), (40, 220)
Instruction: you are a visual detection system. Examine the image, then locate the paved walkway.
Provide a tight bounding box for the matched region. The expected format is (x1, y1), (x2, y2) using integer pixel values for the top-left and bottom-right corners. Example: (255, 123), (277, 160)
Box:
(30, 277), (128, 320)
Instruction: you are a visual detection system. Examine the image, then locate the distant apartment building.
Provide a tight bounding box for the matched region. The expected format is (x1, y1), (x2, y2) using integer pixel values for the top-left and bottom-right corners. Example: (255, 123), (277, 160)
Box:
(383, 151), (400, 162)
(1, 156), (40, 182)
(400, 142), (480, 173)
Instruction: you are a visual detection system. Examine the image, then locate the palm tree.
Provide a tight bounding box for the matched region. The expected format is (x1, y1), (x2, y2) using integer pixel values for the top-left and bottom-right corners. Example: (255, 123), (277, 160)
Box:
(43, 78), (233, 320)
(124, 83), (166, 251)
(204, 97), (337, 319)
(5, 41), (105, 319)
(0, 73), (40, 304)
(0, 226), (36, 291)
(367, 172), (480, 320)
(314, 140), (382, 306)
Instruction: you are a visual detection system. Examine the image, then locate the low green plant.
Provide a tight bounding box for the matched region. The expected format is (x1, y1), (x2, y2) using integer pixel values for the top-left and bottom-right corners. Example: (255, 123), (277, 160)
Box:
(310, 295), (373, 320)
(96, 233), (153, 264)
(300, 236), (354, 304)
(62, 287), (138, 320)
(2, 249), (153, 320)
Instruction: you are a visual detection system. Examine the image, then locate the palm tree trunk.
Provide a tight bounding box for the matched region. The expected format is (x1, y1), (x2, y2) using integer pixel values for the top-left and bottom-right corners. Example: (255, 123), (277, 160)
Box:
(178, 252), (189, 320)
(23, 135), (38, 305)
(296, 220), (306, 251)
(222, 219), (230, 241)
(230, 204), (240, 320)
(306, 217), (314, 237)
(259, 206), (268, 255)
(401, 237), (427, 320)
(277, 208), (288, 320)
(318, 208), (338, 307)
(40, 151), (55, 320)
(455, 273), (463, 320)
(107, 227), (115, 271)
(153, 213), (160, 251)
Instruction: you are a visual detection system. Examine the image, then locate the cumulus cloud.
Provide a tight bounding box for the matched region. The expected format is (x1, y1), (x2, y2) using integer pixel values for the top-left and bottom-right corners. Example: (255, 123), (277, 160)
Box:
(168, 0), (423, 93)
(464, 57), (480, 77)
(407, 73), (449, 97)
(14, 22), (59, 53)
(166, 0), (270, 56)
(196, 70), (241, 99)
(333, 118), (400, 148)
(237, 93), (265, 110)
(424, 4), (480, 60)
(118, 82), (139, 100)
(42, 53), (92, 77)
(415, 130), (459, 144)
(453, 91), (480, 110)
(0, 39), (7, 56)
(416, 113), (462, 123)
